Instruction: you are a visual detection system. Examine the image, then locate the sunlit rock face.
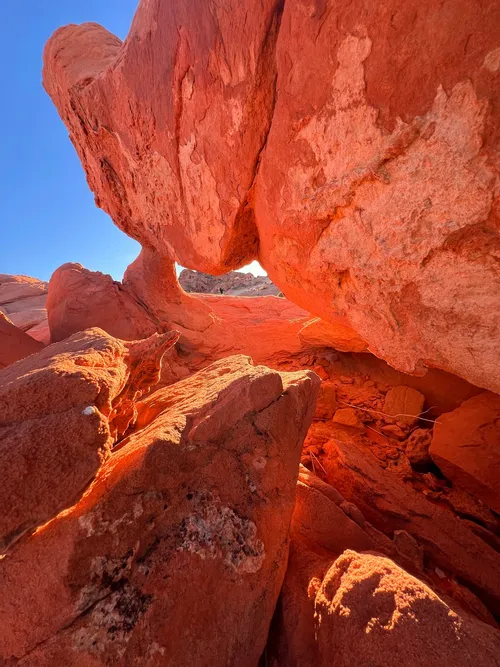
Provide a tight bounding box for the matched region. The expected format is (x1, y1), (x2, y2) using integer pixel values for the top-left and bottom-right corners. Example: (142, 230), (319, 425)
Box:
(43, 0), (500, 392)
(0, 345), (318, 666)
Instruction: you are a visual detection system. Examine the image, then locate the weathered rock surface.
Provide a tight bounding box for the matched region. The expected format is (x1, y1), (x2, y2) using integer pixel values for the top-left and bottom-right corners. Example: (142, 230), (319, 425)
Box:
(0, 274), (49, 343)
(0, 353), (319, 665)
(0, 312), (44, 370)
(46, 260), (337, 371)
(48, 263), (158, 343)
(270, 548), (500, 667)
(42, 2), (287, 274)
(321, 433), (500, 614)
(179, 267), (280, 296)
(43, 0), (500, 392)
(0, 327), (178, 553)
(430, 392), (500, 514)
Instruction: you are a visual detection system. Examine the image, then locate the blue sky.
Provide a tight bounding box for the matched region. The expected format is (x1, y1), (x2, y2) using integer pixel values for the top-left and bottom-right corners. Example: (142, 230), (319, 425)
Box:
(0, 0), (141, 281)
(0, 1), (266, 282)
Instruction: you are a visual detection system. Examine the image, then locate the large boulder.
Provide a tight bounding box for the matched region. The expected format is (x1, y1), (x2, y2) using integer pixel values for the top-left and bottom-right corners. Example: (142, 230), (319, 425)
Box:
(430, 392), (500, 514)
(43, 0), (500, 391)
(255, 1), (500, 393)
(0, 327), (178, 553)
(42, 2), (285, 274)
(0, 348), (319, 665)
(0, 312), (44, 370)
(270, 549), (500, 667)
(47, 263), (159, 343)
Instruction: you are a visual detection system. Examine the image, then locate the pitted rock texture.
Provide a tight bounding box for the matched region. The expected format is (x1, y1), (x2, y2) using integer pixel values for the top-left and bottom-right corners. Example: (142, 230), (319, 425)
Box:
(0, 312), (44, 369)
(0, 354), (319, 666)
(43, 0), (500, 391)
(270, 548), (500, 667)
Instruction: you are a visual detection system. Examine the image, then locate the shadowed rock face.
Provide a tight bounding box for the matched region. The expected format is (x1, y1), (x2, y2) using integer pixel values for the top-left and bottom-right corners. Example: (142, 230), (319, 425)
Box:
(0, 274), (49, 344)
(0, 343), (319, 666)
(42, 0), (500, 392)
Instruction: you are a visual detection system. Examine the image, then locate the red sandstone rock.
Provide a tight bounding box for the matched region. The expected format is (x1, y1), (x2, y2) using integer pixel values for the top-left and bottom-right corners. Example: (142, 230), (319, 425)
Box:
(430, 392), (500, 514)
(47, 258), (319, 372)
(48, 263), (158, 342)
(332, 407), (363, 429)
(43, 1), (500, 389)
(271, 549), (500, 667)
(405, 428), (433, 469)
(383, 385), (425, 425)
(321, 434), (500, 614)
(313, 382), (337, 420)
(0, 327), (178, 553)
(0, 355), (319, 665)
(0, 312), (44, 369)
(42, 2), (285, 274)
(255, 1), (500, 393)
(179, 268), (280, 296)
(0, 274), (48, 341)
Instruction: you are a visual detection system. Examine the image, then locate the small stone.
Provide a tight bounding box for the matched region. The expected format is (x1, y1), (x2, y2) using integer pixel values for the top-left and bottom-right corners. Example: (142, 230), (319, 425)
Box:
(339, 376), (354, 384)
(380, 424), (407, 440)
(383, 386), (425, 426)
(333, 408), (363, 429)
(314, 382), (337, 420)
(394, 530), (424, 570)
(405, 428), (432, 469)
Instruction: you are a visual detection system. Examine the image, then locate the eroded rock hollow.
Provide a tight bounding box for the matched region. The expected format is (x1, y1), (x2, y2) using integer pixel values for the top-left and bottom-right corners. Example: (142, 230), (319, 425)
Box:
(1, 0), (500, 665)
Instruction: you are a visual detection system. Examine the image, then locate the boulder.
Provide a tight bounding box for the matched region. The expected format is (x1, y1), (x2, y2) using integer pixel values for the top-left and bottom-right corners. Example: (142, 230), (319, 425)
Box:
(322, 435), (500, 613)
(43, 0), (500, 391)
(0, 312), (44, 370)
(271, 549), (500, 667)
(0, 327), (178, 553)
(430, 392), (500, 513)
(47, 263), (158, 342)
(0, 355), (319, 665)
(42, 2), (286, 274)
(255, 1), (500, 394)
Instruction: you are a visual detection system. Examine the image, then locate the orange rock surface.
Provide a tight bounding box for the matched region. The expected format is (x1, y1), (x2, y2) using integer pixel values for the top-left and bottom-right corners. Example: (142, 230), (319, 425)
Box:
(42, 0), (500, 391)
(430, 392), (500, 514)
(0, 327), (178, 553)
(271, 549), (500, 667)
(0, 348), (318, 665)
(0, 312), (44, 369)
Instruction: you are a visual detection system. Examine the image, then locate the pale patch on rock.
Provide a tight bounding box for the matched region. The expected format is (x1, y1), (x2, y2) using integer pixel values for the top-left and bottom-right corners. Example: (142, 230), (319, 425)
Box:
(178, 492), (265, 573)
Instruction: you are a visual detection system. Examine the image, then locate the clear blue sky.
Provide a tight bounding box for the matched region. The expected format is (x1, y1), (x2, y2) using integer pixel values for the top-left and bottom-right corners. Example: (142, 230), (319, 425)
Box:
(0, 0), (141, 282)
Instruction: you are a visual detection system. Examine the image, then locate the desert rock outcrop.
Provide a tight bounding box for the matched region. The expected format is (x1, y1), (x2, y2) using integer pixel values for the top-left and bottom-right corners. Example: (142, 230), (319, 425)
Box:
(0, 274), (49, 344)
(0, 338), (319, 665)
(179, 268), (280, 296)
(43, 0), (500, 392)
